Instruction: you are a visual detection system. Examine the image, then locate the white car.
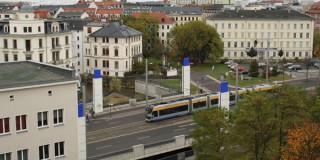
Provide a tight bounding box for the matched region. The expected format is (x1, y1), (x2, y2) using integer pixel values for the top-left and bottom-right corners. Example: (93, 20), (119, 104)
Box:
(224, 60), (234, 65)
(230, 63), (239, 69)
(228, 62), (238, 68)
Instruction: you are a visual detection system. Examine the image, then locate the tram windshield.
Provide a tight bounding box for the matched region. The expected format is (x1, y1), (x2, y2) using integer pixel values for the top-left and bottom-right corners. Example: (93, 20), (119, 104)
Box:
(145, 107), (153, 119)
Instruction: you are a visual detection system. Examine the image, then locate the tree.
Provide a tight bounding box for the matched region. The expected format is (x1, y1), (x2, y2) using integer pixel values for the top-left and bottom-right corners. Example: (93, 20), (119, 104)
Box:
(122, 13), (163, 57)
(249, 60), (259, 77)
(109, 77), (122, 93)
(191, 108), (233, 160)
(281, 122), (320, 160)
(313, 30), (320, 57)
(132, 60), (145, 74)
(271, 65), (279, 76)
(246, 47), (258, 59)
(278, 49), (284, 58)
(168, 21), (223, 64)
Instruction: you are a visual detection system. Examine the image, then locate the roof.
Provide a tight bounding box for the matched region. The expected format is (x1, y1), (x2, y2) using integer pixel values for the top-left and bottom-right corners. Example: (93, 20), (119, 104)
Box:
(57, 12), (85, 17)
(150, 6), (202, 15)
(89, 21), (142, 38)
(132, 12), (174, 24)
(64, 19), (93, 30)
(96, 9), (123, 15)
(308, 2), (320, 14)
(34, 10), (49, 19)
(207, 10), (313, 20)
(20, 5), (34, 13)
(0, 61), (76, 90)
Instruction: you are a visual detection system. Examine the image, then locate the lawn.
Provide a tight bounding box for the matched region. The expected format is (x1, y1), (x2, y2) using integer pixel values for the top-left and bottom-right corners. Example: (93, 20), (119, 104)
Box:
(191, 62), (228, 74)
(157, 79), (199, 94)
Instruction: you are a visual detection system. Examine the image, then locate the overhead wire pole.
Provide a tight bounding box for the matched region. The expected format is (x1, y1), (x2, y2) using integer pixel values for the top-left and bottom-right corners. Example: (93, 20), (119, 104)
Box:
(145, 59), (148, 108)
(235, 66), (239, 107)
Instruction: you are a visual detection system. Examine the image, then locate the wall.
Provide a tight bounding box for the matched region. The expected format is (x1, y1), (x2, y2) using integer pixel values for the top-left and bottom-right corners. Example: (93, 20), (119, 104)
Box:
(135, 80), (174, 97)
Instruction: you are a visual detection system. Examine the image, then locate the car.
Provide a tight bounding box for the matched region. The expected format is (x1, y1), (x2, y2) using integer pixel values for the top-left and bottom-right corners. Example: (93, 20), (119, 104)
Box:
(224, 60), (234, 65)
(314, 63), (320, 68)
(233, 67), (246, 72)
(240, 70), (249, 75)
(258, 62), (266, 67)
(283, 63), (293, 68)
(277, 69), (285, 74)
(228, 62), (238, 68)
(309, 59), (320, 66)
(288, 65), (303, 71)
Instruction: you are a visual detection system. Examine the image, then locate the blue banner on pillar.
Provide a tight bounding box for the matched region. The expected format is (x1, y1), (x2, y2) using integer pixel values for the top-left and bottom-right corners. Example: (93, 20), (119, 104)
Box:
(78, 103), (84, 117)
(220, 81), (228, 93)
(183, 58), (189, 66)
(94, 69), (101, 79)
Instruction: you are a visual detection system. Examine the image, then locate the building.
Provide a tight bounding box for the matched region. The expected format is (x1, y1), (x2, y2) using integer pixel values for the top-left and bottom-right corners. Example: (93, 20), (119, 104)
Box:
(83, 21), (143, 77)
(307, 2), (320, 29)
(0, 5), (74, 68)
(206, 10), (314, 60)
(56, 11), (89, 19)
(132, 12), (176, 46)
(169, 0), (234, 5)
(0, 61), (84, 160)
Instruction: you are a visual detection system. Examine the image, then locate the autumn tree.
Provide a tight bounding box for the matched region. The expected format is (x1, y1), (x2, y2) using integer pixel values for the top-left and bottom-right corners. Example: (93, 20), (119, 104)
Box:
(168, 21), (223, 64)
(281, 122), (320, 160)
(191, 108), (233, 160)
(313, 30), (320, 57)
(109, 77), (122, 93)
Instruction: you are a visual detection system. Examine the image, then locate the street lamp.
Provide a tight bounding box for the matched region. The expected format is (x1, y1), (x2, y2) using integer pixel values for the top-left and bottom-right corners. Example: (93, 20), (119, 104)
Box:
(145, 59), (153, 108)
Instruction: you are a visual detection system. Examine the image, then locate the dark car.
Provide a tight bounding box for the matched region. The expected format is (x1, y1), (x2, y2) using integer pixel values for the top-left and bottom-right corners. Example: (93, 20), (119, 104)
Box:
(241, 70), (249, 75)
(309, 59), (320, 66)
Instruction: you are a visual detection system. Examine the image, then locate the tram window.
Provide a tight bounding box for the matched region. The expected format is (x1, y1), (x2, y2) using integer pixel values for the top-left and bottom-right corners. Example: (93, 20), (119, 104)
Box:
(152, 111), (158, 117)
(159, 105), (188, 116)
(193, 101), (206, 109)
(211, 99), (218, 105)
(230, 95), (235, 101)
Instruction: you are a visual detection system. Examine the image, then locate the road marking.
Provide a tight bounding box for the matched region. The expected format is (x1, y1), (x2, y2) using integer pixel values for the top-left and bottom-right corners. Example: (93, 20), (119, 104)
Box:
(138, 136), (150, 140)
(96, 145), (112, 150)
(109, 121), (121, 125)
(93, 121), (101, 124)
(179, 123), (196, 128)
(174, 128), (185, 132)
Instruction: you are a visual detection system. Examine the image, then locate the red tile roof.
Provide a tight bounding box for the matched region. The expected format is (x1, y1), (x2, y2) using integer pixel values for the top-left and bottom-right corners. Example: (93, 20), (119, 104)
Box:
(94, 1), (122, 9)
(309, 2), (320, 14)
(34, 10), (49, 19)
(131, 12), (174, 24)
(96, 9), (123, 15)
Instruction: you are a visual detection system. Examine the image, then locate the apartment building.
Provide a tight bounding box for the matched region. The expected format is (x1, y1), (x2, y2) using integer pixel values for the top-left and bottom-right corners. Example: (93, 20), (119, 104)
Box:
(0, 61), (83, 160)
(206, 9), (314, 60)
(83, 21), (143, 77)
(0, 5), (73, 68)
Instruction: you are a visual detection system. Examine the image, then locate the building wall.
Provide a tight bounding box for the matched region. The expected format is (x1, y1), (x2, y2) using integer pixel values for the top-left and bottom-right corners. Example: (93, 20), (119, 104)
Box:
(0, 82), (79, 160)
(169, 14), (203, 26)
(72, 30), (84, 73)
(158, 23), (175, 46)
(207, 18), (314, 59)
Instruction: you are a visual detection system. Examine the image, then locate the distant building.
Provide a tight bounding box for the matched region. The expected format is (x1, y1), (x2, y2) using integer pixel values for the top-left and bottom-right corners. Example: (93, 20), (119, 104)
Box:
(206, 10), (314, 60)
(83, 21), (143, 77)
(0, 61), (83, 160)
(307, 2), (320, 29)
(0, 5), (74, 69)
(169, 0), (234, 5)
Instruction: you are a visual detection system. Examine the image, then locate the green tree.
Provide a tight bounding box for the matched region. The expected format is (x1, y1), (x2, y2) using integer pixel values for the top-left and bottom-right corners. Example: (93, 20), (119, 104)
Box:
(313, 30), (320, 57)
(246, 47), (258, 59)
(122, 13), (163, 58)
(191, 108), (233, 160)
(109, 77), (122, 93)
(249, 60), (259, 77)
(271, 65), (278, 76)
(278, 49), (284, 58)
(168, 21), (223, 64)
(132, 60), (145, 74)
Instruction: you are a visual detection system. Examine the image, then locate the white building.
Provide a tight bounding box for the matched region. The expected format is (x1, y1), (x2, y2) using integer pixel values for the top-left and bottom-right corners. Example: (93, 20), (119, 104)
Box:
(0, 5), (73, 68)
(83, 21), (143, 77)
(206, 9), (314, 60)
(0, 61), (84, 160)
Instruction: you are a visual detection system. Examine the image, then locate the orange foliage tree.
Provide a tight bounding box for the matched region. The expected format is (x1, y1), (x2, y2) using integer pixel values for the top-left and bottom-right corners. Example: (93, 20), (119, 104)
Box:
(281, 122), (320, 160)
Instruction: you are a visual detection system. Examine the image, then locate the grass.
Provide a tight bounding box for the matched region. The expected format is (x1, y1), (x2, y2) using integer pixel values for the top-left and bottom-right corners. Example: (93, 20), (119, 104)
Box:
(157, 79), (199, 94)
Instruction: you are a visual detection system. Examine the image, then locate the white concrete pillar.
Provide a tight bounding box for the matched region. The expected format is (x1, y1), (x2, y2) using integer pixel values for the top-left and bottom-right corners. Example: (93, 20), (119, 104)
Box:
(219, 81), (230, 110)
(93, 69), (103, 113)
(77, 103), (86, 160)
(175, 135), (185, 147)
(133, 144), (145, 158)
(182, 58), (190, 96)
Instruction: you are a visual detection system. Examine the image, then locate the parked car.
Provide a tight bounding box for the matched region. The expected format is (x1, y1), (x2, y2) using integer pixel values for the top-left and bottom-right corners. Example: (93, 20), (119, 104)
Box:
(258, 62), (266, 67)
(277, 69), (284, 74)
(309, 59), (320, 66)
(233, 67), (246, 72)
(314, 63), (320, 68)
(288, 65), (303, 71)
(224, 60), (234, 65)
(228, 62), (238, 68)
(283, 63), (293, 68)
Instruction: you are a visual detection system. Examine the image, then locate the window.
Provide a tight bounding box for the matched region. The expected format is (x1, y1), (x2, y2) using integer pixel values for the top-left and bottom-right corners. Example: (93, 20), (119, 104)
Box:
(114, 48), (118, 56)
(94, 47), (97, 55)
(293, 52), (296, 57)
(126, 61), (128, 68)
(0, 117), (10, 134)
(14, 54), (18, 61)
(286, 52), (289, 57)
(66, 50), (69, 59)
(87, 59), (90, 66)
(4, 39), (8, 48)
(241, 42), (244, 48)
(13, 39), (17, 49)
(17, 149), (28, 160)
(28, 27), (32, 32)
(94, 37), (97, 42)
(294, 24), (297, 29)
(55, 141), (64, 157)
(300, 33), (303, 38)
(103, 37), (109, 43)
(299, 52), (302, 57)
(300, 24), (303, 29)
(77, 36), (79, 41)
(115, 72), (118, 77)
(39, 39), (43, 48)
(221, 32), (224, 38)
(307, 24), (310, 29)
(115, 61), (119, 69)
(234, 42), (237, 48)
(0, 152), (11, 160)
(38, 26), (41, 32)
(65, 36), (69, 45)
(77, 45), (79, 49)
(228, 23), (231, 29)
(115, 38), (118, 43)
(16, 115), (27, 131)
(37, 111), (48, 127)
(227, 42), (230, 47)
(95, 60), (97, 67)
(53, 109), (63, 124)
(39, 54), (43, 62)
(306, 33), (310, 38)
(4, 54), (8, 62)
(25, 40), (31, 51)
(26, 55), (31, 60)
(24, 27), (27, 33)
(162, 32), (164, 37)
(87, 27), (92, 33)
(39, 145), (49, 160)
(103, 60), (106, 67)
(235, 23), (238, 29)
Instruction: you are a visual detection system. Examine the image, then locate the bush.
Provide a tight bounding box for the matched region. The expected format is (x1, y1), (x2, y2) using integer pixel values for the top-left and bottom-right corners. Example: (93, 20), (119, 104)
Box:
(249, 61), (259, 77)
(220, 58), (229, 64)
(271, 65), (278, 76)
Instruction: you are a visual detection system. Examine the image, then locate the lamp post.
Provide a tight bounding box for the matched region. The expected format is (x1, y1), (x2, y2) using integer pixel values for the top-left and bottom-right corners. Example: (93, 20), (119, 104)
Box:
(235, 65), (239, 107)
(145, 59), (148, 108)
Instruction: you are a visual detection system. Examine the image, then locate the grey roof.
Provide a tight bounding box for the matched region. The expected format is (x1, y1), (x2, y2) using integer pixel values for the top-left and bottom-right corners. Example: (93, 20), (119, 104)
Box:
(0, 61), (76, 90)
(74, 4), (90, 8)
(20, 5), (34, 13)
(123, 7), (151, 15)
(150, 6), (202, 15)
(89, 21), (143, 38)
(64, 19), (93, 30)
(207, 10), (313, 20)
(57, 12), (85, 18)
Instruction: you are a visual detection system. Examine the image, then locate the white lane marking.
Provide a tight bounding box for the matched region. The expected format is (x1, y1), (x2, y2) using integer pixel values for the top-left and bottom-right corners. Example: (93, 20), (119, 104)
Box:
(137, 136), (150, 140)
(109, 121), (121, 125)
(93, 121), (101, 124)
(174, 128), (185, 132)
(96, 145), (112, 150)
(179, 123), (196, 128)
